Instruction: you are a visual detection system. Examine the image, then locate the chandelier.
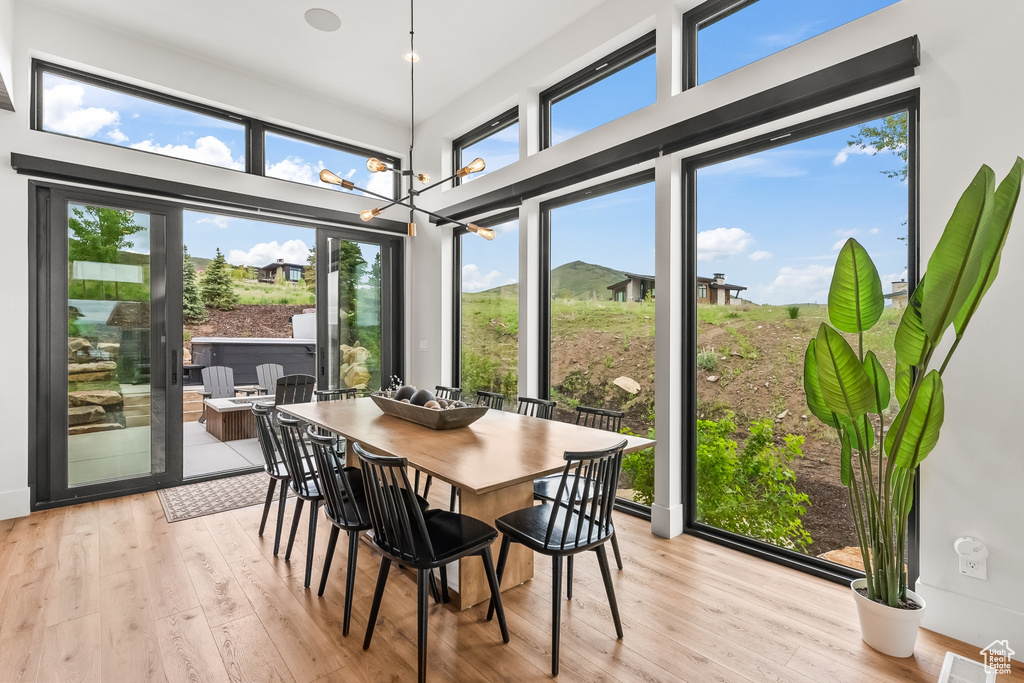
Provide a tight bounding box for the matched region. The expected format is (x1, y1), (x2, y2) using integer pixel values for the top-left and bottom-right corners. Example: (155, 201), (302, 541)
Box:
(318, 0), (494, 240)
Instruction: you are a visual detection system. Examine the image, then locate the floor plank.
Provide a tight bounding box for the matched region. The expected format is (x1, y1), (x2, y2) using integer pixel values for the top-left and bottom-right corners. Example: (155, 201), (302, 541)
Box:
(39, 612), (104, 683)
(44, 531), (101, 627)
(211, 613), (296, 683)
(177, 529), (254, 627)
(100, 567), (167, 682)
(154, 607), (231, 683)
(98, 496), (144, 576)
(0, 567), (54, 682)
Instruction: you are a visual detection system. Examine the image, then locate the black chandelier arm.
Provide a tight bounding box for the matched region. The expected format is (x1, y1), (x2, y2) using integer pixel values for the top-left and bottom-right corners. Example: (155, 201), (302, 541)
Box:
(414, 171), (461, 194)
(346, 181), (474, 230)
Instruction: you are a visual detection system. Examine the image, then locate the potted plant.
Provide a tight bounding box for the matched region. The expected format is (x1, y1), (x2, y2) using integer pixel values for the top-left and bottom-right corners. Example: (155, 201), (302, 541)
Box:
(803, 158), (1022, 657)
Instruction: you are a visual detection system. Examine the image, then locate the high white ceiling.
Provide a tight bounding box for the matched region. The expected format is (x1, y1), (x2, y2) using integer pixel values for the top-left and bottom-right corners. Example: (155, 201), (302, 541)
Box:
(28, 0), (605, 126)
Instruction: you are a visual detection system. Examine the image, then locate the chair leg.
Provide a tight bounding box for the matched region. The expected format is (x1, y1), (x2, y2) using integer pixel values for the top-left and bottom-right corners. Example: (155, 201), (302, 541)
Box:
(481, 547), (509, 643)
(438, 564), (450, 604)
(304, 500), (320, 588)
(285, 498), (304, 561)
(595, 545), (623, 639)
(416, 569), (429, 683)
(551, 555), (563, 677)
(610, 529), (623, 570)
(428, 570), (441, 604)
(567, 555), (574, 600)
(342, 530), (360, 636)
(258, 478), (277, 536)
(199, 404), (207, 424)
(318, 526), (340, 597)
(363, 557), (391, 650)
(448, 485), (457, 511)
(487, 534), (512, 621)
(273, 479), (288, 556)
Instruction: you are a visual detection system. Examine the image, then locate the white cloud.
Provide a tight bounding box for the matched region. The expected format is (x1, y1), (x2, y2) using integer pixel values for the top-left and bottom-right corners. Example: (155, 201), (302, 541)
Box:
(266, 156), (325, 185)
(836, 228), (859, 237)
(131, 135), (244, 170)
(228, 239), (310, 267)
(364, 169), (396, 198)
(748, 250), (772, 261)
(197, 215), (234, 230)
(107, 128), (129, 144)
(832, 239), (848, 251)
(461, 264), (508, 292)
(833, 145), (877, 166)
(869, 228), (880, 234)
(697, 227), (753, 261)
(756, 264), (834, 305)
(701, 150), (809, 178)
(881, 269), (908, 285)
(43, 83), (120, 137)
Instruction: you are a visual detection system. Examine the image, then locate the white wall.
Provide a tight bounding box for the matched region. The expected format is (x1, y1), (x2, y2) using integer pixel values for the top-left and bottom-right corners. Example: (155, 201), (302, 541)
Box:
(0, 1), (408, 519)
(0, 0), (12, 103)
(409, 0), (1024, 652)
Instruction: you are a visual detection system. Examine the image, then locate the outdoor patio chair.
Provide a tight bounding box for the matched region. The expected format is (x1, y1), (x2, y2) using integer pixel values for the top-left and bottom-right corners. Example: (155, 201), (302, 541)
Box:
(434, 385), (462, 401)
(488, 439), (628, 676)
(274, 374), (316, 406)
(574, 405), (625, 432)
(476, 390), (505, 410)
(356, 441), (509, 682)
(255, 363), (284, 395)
(517, 396), (556, 420)
(252, 402), (291, 555)
(199, 365), (235, 424)
(315, 388), (358, 401)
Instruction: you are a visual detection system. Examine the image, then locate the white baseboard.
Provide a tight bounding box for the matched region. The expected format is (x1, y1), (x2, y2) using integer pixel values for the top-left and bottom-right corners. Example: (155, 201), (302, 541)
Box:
(0, 487), (30, 521)
(651, 502), (683, 538)
(916, 580), (1024, 662)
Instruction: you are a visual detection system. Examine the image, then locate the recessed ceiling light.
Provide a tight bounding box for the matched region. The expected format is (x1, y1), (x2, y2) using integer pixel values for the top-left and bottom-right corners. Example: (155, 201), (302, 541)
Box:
(305, 8), (341, 32)
(403, 51), (421, 62)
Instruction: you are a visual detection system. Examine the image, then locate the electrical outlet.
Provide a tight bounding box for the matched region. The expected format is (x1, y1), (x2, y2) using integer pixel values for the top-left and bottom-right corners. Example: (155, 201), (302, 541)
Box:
(954, 537), (988, 580)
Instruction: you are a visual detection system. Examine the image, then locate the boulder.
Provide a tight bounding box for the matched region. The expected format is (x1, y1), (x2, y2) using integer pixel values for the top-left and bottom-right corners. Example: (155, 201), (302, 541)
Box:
(68, 390), (123, 407)
(68, 405), (107, 425)
(97, 343), (120, 357)
(68, 372), (114, 383)
(68, 423), (124, 436)
(68, 361), (117, 375)
(68, 337), (93, 361)
(613, 376), (641, 394)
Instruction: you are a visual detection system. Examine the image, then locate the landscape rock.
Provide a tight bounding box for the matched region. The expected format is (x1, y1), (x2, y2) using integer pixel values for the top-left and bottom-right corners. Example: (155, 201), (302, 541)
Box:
(706, 375), (719, 382)
(97, 343), (120, 357)
(68, 405), (107, 425)
(68, 338), (92, 360)
(776, 409), (789, 420)
(68, 372), (114, 382)
(613, 376), (641, 394)
(68, 390), (123, 406)
(68, 423), (124, 436)
(68, 361), (117, 375)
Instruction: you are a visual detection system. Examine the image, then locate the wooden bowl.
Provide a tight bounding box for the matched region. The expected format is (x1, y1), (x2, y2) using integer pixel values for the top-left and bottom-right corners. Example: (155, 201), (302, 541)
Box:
(369, 394), (488, 430)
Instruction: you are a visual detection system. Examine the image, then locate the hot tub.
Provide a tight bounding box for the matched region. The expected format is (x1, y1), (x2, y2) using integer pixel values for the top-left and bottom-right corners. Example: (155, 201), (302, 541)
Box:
(189, 337), (316, 385)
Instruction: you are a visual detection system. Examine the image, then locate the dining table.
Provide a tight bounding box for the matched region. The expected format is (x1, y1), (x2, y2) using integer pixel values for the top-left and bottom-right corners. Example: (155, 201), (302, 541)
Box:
(277, 396), (656, 610)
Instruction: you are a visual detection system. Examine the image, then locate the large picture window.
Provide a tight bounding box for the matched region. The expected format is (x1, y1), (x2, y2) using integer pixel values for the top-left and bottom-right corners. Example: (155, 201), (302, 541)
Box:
(541, 173), (656, 506)
(264, 128), (399, 199)
(684, 0), (901, 87)
(452, 108), (519, 186)
(540, 32), (656, 149)
(455, 213), (519, 408)
(685, 97), (916, 576)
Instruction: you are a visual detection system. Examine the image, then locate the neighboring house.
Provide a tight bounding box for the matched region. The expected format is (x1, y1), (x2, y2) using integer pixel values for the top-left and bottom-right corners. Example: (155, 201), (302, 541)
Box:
(884, 279), (909, 308)
(697, 273), (747, 306)
(608, 273), (655, 302)
(258, 258), (305, 283)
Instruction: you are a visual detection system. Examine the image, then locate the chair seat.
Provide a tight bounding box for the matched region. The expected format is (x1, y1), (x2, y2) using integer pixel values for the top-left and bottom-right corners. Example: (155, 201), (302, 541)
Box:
(265, 461), (290, 479)
(532, 474), (562, 501)
(374, 509), (496, 567)
(495, 503), (611, 555)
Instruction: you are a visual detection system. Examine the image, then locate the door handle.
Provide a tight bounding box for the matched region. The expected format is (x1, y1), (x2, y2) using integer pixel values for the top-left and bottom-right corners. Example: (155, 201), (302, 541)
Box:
(171, 349), (178, 385)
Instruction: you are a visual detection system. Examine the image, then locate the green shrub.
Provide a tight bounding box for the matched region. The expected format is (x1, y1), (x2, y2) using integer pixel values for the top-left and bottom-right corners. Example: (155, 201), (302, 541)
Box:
(604, 355), (615, 369)
(787, 305), (800, 319)
(200, 248), (239, 311)
(695, 413), (811, 551)
(696, 347), (718, 373)
(620, 425), (655, 506)
(182, 245), (207, 322)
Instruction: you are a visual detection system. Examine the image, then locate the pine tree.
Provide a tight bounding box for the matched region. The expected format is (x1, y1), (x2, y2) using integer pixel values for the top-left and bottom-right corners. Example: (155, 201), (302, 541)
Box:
(182, 245), (206, 322)
(200, 248), (239, 311)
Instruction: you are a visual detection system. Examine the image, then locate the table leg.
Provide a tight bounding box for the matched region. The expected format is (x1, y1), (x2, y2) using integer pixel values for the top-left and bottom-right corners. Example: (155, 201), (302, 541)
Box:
(451, 481), (534, 610)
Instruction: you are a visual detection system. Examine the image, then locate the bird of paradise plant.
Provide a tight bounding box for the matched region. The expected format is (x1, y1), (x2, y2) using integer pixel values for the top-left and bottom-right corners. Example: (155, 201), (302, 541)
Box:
(804, 158), (1022, 607)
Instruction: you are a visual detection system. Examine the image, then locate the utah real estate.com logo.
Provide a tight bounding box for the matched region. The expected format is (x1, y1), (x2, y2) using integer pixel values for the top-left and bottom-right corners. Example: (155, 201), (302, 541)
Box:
(981, 640), (1015, 676)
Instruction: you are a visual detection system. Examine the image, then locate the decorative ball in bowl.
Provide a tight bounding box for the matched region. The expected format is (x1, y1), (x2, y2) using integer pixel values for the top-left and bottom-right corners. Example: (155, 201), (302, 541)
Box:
(370, 389), (488, 430)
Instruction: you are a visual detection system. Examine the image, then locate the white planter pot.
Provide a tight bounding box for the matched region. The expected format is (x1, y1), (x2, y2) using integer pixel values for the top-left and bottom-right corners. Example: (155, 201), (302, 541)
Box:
(851, 578), (926, 658)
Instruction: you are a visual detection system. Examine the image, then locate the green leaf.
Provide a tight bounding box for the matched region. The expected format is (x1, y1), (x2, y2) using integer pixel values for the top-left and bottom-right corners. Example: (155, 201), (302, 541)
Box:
(839, 429), (852, 487)
(803, 339), (839, 428)
(863, 351), (891, 414)
(894, 360), (912, 407)
(921, 166), (994, 342)
(814, 324), (876, 419)
(828, 239), (885, 333)
(894, 277), (931, 367)
(953, 157), (1023, 336)
(884, 370), (945, 469)
(839, 414), (874, 452)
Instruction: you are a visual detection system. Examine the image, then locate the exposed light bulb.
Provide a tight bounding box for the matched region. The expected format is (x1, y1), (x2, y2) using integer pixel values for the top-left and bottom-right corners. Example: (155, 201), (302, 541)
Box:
(456, 157), (486, 177)
(417, 173), (430, 184)
(319, 168), (355, 190)
(366, 158), (388, 173)
(360, 208), (381, 221)
(403, 51), (420, 62)
(468, 224), (495, 240)
(408, 222), (417, 237)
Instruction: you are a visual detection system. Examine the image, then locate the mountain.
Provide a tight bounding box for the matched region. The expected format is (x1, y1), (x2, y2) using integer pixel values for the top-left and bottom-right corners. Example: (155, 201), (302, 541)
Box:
(475, 260), (626, 300)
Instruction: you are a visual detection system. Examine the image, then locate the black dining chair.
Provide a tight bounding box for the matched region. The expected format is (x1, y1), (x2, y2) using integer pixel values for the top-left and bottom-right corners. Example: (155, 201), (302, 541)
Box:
(277, 412), (324, 588)
(255, 363), (284, 396)
(275, 374), (316, 406)
(315, 388), (358, 402)
(489, 439), (627, 676)
(517, 396), (556, 420)
(534, 404), (627, 571)
(434, 385), (462, 401)
(356, 442), (509, 683)
(252, 402), (290, 556)
(476, 390), (505, 410)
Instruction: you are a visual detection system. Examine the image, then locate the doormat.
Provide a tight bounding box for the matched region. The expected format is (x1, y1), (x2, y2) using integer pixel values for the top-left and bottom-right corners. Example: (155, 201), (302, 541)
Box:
(158, 472), (270, 523)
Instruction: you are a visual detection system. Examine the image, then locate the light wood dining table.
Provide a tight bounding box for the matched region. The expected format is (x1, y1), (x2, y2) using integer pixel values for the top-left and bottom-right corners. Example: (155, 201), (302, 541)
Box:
(277, 397), (656, 609)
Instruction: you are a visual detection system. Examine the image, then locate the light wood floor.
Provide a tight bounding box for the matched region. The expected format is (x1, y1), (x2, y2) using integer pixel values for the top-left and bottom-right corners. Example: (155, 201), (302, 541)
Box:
(1, 488), (1021, 683)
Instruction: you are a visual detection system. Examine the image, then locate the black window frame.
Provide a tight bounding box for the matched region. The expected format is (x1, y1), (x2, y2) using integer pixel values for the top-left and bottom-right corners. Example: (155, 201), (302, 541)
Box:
(451, 208), (520, 387)
(451, 108), (519, 188)
(681, 90), (920, 584)
(539, 31), (656, 150)
(31, 60), (400, 195)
